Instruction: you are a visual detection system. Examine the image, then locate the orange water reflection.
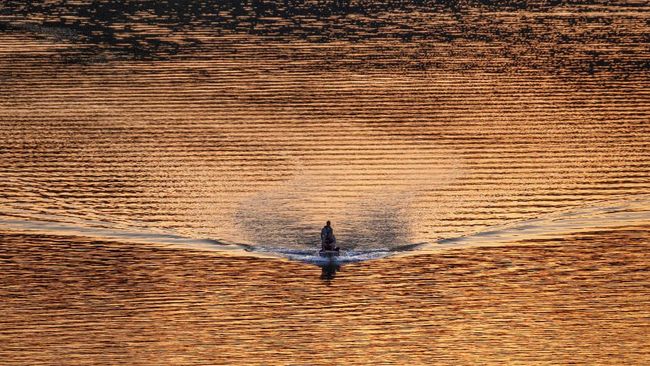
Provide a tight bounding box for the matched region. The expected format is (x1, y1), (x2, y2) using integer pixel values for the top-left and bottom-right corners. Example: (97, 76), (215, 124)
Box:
(1, 229), (650, 364)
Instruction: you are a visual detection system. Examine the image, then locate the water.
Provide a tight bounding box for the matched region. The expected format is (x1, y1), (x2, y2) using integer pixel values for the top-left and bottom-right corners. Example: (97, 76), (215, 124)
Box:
(1, 1), (649, 364)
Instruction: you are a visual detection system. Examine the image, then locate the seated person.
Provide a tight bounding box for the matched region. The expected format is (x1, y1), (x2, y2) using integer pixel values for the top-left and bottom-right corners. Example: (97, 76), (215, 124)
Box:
(320, 220), (339, 251)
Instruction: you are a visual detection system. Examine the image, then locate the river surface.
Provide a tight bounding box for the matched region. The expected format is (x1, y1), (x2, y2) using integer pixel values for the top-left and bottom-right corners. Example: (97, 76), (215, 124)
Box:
(1, 1), (649, 364)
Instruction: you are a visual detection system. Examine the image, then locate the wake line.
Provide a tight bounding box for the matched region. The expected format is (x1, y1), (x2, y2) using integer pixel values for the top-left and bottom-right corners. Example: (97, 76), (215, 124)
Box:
(0, 216), (427, 264)
(0, 217), (251, 252)
(0, 216), (426, 264)
(2, 196), (649, 264)
(432, 196), (650, 250)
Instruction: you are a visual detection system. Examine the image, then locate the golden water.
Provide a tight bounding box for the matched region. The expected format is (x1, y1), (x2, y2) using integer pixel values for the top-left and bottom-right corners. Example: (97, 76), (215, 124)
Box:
(1, 1), (649, 364)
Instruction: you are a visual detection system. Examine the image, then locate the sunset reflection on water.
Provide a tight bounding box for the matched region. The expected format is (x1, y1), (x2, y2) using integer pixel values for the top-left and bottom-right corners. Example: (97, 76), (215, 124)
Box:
(1, 0), (649, 364)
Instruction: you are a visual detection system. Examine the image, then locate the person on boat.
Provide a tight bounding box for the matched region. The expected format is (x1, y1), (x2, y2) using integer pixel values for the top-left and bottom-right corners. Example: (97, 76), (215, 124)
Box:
(320, 220), (338, 251)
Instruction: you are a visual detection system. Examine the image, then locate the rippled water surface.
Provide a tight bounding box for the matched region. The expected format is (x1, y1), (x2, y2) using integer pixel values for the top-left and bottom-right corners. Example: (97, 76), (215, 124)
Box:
(1, 1), (649, 364)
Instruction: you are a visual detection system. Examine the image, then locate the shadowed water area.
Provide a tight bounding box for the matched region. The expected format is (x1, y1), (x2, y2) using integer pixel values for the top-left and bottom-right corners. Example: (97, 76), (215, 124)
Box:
(1, 0), (649, 364)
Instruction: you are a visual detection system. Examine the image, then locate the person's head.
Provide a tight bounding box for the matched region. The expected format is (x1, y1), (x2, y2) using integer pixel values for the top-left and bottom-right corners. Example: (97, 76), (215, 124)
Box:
(326, 220), (331, 226)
